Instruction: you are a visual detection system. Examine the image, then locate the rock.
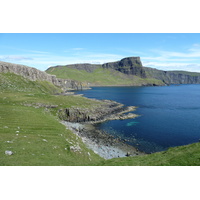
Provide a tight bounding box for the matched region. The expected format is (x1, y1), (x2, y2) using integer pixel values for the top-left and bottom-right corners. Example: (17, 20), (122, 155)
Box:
(144, 67), (200, 84)
(5, 150), (13, 155)
(102, 57), (146, 78)
(125, 152), (131, 157)
(0, 61), (89, 91)
(70, 145), (81, 152)
(58, 100), (135, 123)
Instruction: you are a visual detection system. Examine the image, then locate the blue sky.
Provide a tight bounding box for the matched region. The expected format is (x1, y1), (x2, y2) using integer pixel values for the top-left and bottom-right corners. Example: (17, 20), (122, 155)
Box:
(1, 33), (200, 72)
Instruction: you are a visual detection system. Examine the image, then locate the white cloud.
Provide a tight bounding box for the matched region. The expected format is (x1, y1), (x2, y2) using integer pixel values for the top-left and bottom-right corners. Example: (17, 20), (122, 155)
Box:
(141, 44), (200, 72)
(0, 55), (33, 61)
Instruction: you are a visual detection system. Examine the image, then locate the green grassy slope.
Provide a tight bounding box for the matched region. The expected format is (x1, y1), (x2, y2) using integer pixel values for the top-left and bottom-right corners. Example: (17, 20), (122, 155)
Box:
(100, 142), (200, 166)
(1, 73), (200, 166)
(46, 66), (164, 86)
(0, 73), (104, 165)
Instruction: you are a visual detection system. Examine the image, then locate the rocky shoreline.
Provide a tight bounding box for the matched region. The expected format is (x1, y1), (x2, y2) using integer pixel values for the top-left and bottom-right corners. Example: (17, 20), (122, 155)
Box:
(58, 98), (139, 123)
(59, 98), (145, 159)
(61, 121), (145, 159)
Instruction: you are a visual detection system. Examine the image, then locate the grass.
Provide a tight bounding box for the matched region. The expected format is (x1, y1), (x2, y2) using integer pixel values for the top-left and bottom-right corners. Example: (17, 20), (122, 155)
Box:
(0, 73), (104, 165)
(1, 72), (200, 166)
(46, 66), (164, 86)
(100, 142), (200, 166)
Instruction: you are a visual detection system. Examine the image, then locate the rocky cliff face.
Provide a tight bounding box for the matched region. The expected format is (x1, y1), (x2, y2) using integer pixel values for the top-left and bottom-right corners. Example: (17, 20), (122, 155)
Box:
(58, 99), (137, 123)
(102, 57), (146, 78)
(0, 61), (88, 91)
(144, 67), (200, 84)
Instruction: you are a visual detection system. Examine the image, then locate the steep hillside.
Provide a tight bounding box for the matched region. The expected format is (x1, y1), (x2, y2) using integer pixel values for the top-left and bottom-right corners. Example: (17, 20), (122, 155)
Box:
(102, 56), (146, 78)
(144, 67), (200, 84)
(0, 61), (89, 91)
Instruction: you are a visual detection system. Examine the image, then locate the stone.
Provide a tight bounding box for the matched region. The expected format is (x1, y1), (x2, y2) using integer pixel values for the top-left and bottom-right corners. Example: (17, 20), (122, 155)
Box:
(5, 150), (13, 155)
(125, 152), (131, 157)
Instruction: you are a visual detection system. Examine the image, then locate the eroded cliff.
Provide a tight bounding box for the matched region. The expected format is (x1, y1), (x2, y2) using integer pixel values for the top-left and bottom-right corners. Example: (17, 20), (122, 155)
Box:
(0, 61), (89, 91)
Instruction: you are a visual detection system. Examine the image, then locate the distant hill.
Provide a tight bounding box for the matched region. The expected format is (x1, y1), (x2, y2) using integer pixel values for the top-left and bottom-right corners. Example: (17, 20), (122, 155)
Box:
(46, 57), (200, 86)
(46, 57), (164, 86)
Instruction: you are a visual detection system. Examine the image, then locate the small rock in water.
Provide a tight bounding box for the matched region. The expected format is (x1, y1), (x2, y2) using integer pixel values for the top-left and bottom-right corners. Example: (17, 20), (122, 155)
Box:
(5, 150), (13, 155)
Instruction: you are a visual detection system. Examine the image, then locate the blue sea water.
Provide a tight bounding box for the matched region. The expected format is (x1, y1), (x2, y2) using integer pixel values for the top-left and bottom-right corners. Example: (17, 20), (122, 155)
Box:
(75, 85), (200, 153)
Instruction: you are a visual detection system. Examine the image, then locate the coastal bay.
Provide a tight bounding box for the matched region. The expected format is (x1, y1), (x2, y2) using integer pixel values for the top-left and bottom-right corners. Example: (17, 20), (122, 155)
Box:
(75, 85), (200, 154)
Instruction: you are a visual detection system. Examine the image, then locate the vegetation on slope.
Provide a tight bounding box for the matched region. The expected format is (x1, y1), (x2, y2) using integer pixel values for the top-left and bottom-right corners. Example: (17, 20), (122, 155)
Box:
(0, 73), (104, 165)
(1, 73), (200, 166)
(100, 142), (200, 166)
(46, 66), (164, 86)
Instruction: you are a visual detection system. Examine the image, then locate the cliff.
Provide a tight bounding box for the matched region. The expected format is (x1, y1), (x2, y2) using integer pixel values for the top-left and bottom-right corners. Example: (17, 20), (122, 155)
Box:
(102, 57), (146, 78)
(144, 67), (200, 84)
(0, 61), (89, 91)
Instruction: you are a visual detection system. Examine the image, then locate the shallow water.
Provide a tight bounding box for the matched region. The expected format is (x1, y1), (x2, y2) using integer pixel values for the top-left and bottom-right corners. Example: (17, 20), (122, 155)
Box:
(75, 85), (200, 153)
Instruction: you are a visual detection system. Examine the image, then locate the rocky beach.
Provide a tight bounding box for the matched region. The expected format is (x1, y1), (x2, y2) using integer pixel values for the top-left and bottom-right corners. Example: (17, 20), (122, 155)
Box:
(61, 121), (145, 159)
(60, 98), (145, 159)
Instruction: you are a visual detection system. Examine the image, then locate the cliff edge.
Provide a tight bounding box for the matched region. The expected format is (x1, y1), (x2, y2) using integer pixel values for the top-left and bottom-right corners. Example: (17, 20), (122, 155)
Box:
(0, 61), (89, 91)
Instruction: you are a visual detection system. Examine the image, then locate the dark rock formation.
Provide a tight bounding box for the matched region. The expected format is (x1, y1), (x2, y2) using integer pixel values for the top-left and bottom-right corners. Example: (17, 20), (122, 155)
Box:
(102, 57), (146, 78)
(0, 61), (89, 91)
(58, 100), (123, 122)
(58, 100), (137, 123)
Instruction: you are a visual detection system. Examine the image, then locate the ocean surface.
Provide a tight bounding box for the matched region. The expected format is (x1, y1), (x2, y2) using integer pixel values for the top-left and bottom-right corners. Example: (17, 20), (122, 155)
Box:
(75, 85), (200, 153)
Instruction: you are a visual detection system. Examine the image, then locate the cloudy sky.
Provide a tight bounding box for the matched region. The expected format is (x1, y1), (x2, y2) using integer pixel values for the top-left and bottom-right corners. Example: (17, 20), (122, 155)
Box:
(1, 33), (200, 72)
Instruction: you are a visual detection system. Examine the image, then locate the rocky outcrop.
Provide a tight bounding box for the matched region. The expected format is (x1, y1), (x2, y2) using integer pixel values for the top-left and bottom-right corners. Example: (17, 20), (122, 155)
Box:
(0, 61), (89, 90)
(102, 57), (146, 78)
(58, 100), (138, 123)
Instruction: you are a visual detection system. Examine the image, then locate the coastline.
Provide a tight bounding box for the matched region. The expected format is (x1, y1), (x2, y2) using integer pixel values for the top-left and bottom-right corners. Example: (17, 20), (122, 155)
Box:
(61, 121), (145, 159)
(58, 90), (145, 159)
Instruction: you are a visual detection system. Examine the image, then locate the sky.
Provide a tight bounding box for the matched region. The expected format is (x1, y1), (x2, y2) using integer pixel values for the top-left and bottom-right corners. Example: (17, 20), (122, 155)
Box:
(1, 33), (200, 72)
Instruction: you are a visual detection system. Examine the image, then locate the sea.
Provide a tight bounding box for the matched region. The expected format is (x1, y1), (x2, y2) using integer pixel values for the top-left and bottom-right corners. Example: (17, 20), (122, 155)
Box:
(75, 85), (200, 153)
